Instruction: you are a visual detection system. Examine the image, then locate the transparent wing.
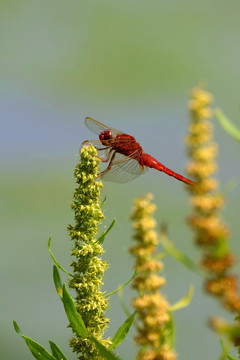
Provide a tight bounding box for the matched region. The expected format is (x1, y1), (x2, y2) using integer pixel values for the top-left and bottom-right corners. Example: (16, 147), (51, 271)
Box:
(84, 118), (147, 183)
(82, 139), (106, 148)
(81, 140), (114, 161)
(101, 152), (148, 183)
(85, 117), (124, 137)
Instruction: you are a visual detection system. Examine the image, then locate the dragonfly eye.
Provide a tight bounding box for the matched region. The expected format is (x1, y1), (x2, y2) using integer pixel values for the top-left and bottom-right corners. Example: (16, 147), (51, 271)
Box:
(100, 130), (112, 141)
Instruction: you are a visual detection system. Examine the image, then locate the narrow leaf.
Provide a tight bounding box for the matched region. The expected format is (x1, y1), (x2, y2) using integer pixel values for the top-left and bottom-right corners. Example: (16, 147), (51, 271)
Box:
(48, 236), (73, 277)
(105, 271), (138, 298)
(118, 288), (131, 319)
(13, 320), (21, 334)
(13, 321), (56, 360)
(219, 338), (232, 360)
(101, 195), (107, 207)
(154, 251), (168, 260)
(164, 312), (175, 349)
(62, 284), (88, 338)
(215, 109), (240, 143)
(90, 335), (121, 360)
(160, 236), (203, 276)
(98, 219), (116, 244)
(49, 341), (69, 360)
(169, 285), (194, 312)
(53, 266), (63, 299)
(227, 356), (238, 360)
(109, 312), (136, 351)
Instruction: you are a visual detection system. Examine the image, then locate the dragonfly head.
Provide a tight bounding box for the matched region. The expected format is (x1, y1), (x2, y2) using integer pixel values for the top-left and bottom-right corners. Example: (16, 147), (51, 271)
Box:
(99, 129), (114, 145)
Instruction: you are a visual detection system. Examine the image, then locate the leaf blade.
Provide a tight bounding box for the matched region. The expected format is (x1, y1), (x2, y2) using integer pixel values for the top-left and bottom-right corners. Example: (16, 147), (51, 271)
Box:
(62, 284), (88, 338)
(97, 219), (116, 244)
(109, 312), (136, 350)
(105, 271), (138, 298)
(164, 312), (175, 349)
(90, 335), (121, 360)
(13, 321), (56, 360)
(215, 109), (240, 143)
(48, 236), (73, 277)
(49, 341), (69, 360)
(159, 235), (203, 276)
(53, 265), (63, 299)
(169, 285), (194, 312)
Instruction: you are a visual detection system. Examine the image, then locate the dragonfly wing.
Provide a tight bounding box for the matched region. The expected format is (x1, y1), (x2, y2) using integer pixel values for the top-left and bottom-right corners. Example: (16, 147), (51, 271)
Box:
(82, 139), (109, 150)
(85, 117), (124, 137)
(82, 139), (103, 146)
(101, 152), (148, 183)
(81, 140), (112, 160)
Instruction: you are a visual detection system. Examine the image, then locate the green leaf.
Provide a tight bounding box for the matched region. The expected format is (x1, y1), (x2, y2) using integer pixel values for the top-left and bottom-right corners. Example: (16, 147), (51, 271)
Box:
(49, 341), (68, 360)
(48, 236), (73, 277)
(101, 195), (107, 207)
(53, 265), (63, 299)
(118, 288), (131, 319)
(13, 321), (56, 360)
(169, 285), (194, 312)
(97, 219), (116, 244)
(219, 338), (232, 360)
(62, 284), (88, 338)
(164, 312), (175, 349)
(215, 109), (240, 143)
(109, 312), (136, 351)
(105, 271), (138, 298)
(90, 335), (121, 360)
(159, 235), (203, 276)
(154, 251), (168, 260)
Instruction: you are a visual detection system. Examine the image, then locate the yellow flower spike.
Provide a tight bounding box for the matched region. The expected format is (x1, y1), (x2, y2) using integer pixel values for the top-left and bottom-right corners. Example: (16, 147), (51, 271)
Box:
(185, 85), (240, 318)
(130, 194), (177, 360)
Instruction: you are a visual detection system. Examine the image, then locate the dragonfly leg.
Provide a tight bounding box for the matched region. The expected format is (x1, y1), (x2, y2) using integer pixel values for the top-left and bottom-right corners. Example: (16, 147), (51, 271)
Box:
(95, 146), (109, 151)
(97, 151), (116, 178)
(97, 148), (113, 162)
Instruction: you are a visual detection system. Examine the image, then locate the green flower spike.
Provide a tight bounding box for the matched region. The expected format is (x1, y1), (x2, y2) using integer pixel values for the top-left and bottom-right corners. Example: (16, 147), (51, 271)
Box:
(67, 145), (111, 359)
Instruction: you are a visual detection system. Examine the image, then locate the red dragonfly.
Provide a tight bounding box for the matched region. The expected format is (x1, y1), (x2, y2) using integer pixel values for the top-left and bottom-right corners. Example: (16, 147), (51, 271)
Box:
(83, 117), (194, 185)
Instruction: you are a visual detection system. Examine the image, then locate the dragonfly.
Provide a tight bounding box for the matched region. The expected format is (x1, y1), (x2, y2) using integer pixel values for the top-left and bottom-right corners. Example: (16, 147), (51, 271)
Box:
(83, 117), (194, 185)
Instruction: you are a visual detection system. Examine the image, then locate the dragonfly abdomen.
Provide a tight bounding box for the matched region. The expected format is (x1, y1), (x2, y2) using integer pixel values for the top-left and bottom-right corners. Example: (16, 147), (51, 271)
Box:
(142, 153), (194, 185)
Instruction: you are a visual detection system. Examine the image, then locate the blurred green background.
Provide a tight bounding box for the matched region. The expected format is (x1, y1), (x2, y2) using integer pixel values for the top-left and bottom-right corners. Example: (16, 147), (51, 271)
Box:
(1, 1), (240, 359)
